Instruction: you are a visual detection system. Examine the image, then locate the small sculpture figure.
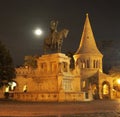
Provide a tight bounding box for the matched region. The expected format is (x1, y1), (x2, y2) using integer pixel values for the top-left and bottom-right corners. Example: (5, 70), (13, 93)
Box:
(50, 20), (58, 47)
(50, 20), (58, 33)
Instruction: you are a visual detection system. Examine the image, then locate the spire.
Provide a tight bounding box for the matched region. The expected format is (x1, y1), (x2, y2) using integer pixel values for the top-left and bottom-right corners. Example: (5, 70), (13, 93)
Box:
(76, 14), (102, 56)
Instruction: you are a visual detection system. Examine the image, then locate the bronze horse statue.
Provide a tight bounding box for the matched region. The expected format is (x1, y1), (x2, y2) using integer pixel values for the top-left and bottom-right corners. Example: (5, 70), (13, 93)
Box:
(43, 29), (69, 53)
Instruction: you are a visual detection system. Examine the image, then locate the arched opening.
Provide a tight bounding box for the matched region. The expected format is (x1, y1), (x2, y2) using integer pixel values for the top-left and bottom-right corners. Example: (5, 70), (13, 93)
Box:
(87, 60), (90, 68)
(113, 79), (120, 98)
(81, 59), (86, 68)
(93, 60), (96, 68)
(91, 84), (99, 99)
(96, 60), (99, 68)
(23, 84), (27, 92)
(102, 81), (110, 99)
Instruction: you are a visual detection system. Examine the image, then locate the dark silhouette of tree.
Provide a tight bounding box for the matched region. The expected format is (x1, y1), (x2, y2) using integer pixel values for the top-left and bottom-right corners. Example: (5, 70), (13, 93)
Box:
(24, 55), (38, 69)
(0, 41), (16, 88)
(97, 39), (120, 73)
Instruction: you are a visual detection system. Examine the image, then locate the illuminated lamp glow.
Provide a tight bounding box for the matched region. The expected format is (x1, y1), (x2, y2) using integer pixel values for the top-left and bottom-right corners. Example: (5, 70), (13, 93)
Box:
(117, 79), (120, 84)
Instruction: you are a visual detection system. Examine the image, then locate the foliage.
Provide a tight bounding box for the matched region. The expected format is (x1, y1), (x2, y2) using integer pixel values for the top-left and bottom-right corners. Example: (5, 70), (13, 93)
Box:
(0, 41), (16, 88)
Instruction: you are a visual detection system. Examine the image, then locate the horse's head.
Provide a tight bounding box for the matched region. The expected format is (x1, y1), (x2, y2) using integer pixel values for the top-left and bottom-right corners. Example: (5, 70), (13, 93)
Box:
(60, 29), (69, 38)
(63, 29), (69, 38)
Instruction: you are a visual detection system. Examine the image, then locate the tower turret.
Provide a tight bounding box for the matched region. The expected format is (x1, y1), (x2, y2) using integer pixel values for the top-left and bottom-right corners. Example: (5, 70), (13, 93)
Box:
(74, 14), (103, 72)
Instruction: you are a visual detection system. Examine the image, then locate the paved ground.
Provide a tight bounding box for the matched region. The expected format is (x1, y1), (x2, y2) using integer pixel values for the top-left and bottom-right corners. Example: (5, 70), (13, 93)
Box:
(0, 99), (120, 117)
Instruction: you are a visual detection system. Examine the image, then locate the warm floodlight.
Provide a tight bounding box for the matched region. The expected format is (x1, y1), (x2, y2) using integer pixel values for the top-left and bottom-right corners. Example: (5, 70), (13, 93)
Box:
(117, 79), (120, 84)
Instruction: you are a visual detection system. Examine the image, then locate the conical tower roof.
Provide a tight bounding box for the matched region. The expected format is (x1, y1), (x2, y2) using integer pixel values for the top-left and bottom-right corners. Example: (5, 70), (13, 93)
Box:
(75, 14), (102, 56)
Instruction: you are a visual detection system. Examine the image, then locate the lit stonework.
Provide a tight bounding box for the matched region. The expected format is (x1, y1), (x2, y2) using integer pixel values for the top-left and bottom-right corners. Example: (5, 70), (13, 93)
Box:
(14, 53), (83, 102)
(1, 14), (119, 101)
(75, 13), (103, 72)
(74, 14), (113, 99)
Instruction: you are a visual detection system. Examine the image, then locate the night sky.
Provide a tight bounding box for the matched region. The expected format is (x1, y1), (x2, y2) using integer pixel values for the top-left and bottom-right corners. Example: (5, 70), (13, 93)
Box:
(0, 0), (120, 72)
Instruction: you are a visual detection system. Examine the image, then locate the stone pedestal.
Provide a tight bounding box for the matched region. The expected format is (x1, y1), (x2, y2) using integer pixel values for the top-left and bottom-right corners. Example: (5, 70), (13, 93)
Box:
(14, 53), (82, 102)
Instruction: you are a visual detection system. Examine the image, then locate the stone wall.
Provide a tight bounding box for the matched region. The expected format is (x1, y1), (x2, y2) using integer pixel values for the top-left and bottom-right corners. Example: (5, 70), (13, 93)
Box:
(0, 88), (5, 98)
(12, 92), (86, 102)
(13, 53), (87, 102)
(0, 92), (4, 99)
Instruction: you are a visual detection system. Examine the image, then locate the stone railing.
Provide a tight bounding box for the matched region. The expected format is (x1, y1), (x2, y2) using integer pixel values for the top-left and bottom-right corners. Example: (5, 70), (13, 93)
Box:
(16, 67), (36, 77)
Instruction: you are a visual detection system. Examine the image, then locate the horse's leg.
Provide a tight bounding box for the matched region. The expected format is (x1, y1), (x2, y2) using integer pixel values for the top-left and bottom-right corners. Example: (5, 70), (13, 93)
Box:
(59, 44), (61, 53)
(57, 39), (62, 53)
(55, 41), (57, 49)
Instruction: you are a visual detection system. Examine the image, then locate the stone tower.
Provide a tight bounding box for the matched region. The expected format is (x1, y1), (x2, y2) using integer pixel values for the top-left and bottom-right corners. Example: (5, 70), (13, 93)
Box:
(73, 14), (103, 99)
(74, 14), (103, 73)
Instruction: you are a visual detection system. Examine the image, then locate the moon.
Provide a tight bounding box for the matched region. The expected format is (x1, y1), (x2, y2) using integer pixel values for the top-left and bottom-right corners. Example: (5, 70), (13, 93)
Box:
(34, 28), (42, 36)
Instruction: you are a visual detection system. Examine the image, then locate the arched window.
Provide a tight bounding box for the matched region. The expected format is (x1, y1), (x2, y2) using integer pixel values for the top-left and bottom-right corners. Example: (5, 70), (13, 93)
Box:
(103, 84), (109, 95)
(82, 62), (85, 68)
(102, 81), (110, 99)
(87, 60), (90, 68)
(93, 60), (99, 68)
(93, 60), (96, 68)
(81, 60), (86, 68)
(96, 60), (99, 68)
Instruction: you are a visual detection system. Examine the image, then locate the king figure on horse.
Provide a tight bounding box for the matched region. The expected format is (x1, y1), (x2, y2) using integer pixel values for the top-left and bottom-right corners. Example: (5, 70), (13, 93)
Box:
(43, 20), (69, 54)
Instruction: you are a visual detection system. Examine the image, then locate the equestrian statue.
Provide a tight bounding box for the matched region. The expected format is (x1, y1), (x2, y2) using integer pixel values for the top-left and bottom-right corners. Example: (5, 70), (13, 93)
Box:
(43, 20), (69, 54)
